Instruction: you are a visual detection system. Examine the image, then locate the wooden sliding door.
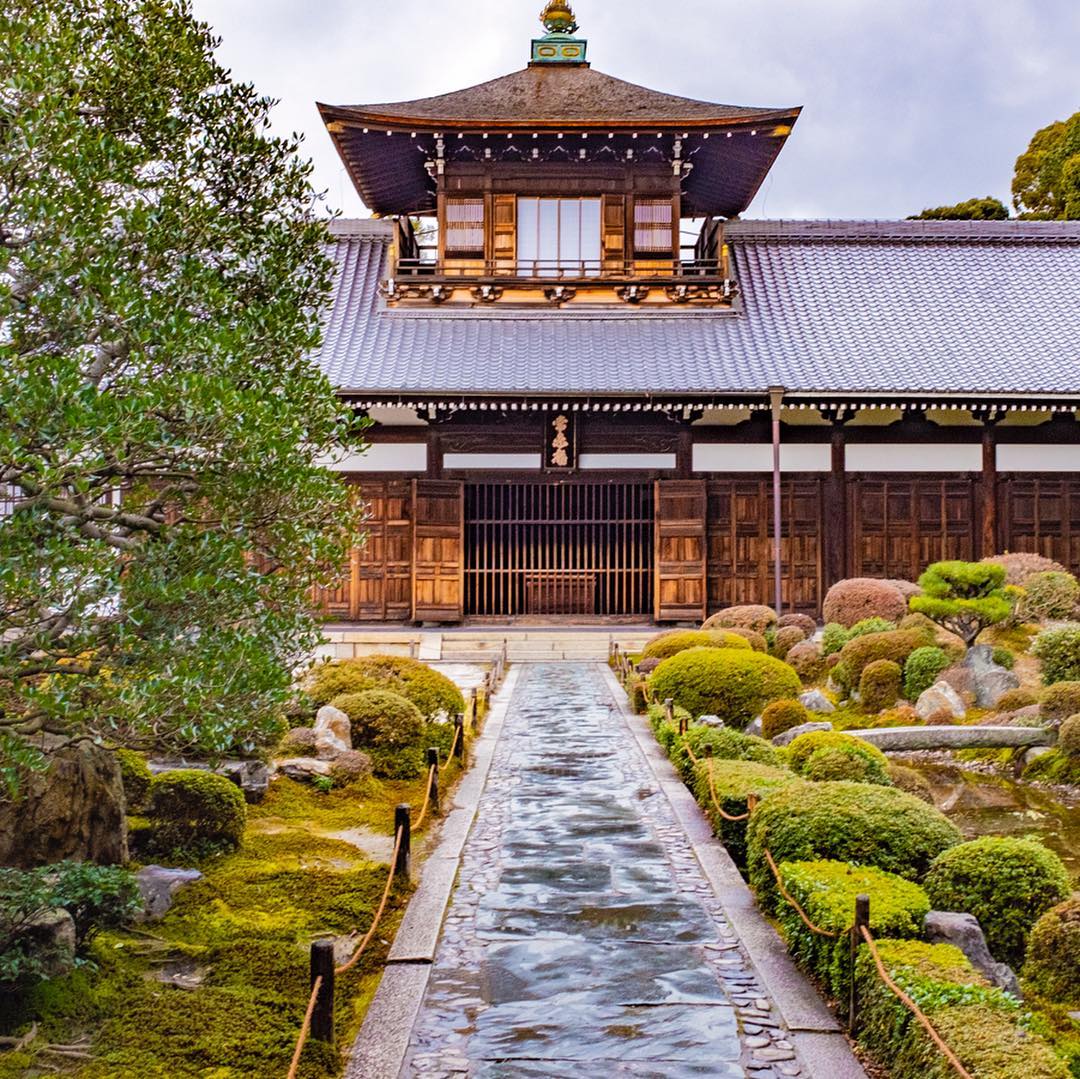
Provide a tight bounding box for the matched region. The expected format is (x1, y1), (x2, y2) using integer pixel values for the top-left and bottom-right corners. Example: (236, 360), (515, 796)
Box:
(654, 479), (708, 623)
(412, 480), (464, 622)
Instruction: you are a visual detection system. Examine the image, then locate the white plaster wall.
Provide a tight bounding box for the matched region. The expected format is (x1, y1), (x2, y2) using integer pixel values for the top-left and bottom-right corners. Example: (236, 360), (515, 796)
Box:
(692, 443), (832, 472)
(579, 453), (677, 470)
(366, 406), (428, 427)
(319, 444), (428, 472)
(846, 443), (982, 472)
(997, 444), (1080, 472)
(443, 453), (542, 469)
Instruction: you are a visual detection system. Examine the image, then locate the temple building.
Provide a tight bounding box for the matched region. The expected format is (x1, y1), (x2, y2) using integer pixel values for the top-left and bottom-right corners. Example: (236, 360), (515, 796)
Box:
(313, 2), (1080, 624)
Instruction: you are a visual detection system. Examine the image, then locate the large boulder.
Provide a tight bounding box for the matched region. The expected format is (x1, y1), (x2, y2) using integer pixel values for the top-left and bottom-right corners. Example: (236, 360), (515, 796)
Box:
(915, 681), (967, 722)
(962, 645), (1021, 708)
(0, 739), (127, 868)
(924, 910), (1021, 996)
(23, 909), (76, 979)
(771, 721), (833, 747)
(313, 704), (352, 760)
(136, 865), (204, 921)
(276, 757), (333, 782)
(799, 690), (836, 715)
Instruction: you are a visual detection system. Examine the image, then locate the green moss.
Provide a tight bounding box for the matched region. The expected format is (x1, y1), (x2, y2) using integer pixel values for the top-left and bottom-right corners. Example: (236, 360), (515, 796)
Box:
(114, 748), (152, 811)
(691, 760), (800, 868)
(777, 861), (929, 999)
(1023, 898), (1080, 1008)
(1025, 747), (1080, 785)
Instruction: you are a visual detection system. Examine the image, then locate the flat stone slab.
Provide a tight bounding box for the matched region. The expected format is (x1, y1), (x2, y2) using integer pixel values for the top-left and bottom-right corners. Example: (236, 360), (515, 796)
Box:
(847, 725), (1055, 751)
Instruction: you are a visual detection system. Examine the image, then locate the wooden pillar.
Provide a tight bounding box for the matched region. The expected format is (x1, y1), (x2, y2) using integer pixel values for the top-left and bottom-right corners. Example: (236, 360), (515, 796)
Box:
(676, 427), (693, 479)
(823, 412), (850, 591)
(769, 388), (785, 615)
(980, 418), (999, 559)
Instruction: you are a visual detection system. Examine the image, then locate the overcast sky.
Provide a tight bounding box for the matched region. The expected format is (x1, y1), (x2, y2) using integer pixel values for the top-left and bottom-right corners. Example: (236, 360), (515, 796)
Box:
(190, 0), (1080, 220)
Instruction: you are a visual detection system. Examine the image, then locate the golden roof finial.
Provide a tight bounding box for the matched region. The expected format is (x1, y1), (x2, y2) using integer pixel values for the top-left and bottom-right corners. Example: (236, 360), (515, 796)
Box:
(540, 0), (578, 35)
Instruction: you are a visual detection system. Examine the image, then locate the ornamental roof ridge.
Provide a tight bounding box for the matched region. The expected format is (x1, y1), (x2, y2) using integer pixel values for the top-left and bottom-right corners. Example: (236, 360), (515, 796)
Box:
(725, 219), (1080, 243)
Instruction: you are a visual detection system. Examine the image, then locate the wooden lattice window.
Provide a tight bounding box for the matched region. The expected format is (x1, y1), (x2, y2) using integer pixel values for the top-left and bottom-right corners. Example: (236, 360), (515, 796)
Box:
(444, 198), (485, 253)
(633, 199), (674, 254)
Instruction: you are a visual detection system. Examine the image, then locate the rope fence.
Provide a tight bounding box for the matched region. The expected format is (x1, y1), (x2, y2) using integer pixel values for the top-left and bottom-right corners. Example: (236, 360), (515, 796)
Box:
(284, 651), (511, 1075)
(683, 743), (756, 824)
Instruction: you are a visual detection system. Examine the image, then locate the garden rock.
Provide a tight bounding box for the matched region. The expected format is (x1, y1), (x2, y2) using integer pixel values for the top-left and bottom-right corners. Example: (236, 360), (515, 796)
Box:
(799, 690), (835, 715)
(939, 666), (976, 702)
(136, 865), (204, 920)
(744, 717), (763, 737)
(277, 757), (333, 782)
(0, 738), (127, 868)
(962, 645), (1020, 708)
(217, 760), (270, 804)
(1022, 745), (1055, 767)
(314, 727), (350, 761)
(771, 721), (832, 747)
(314, 704), (352, 759)
(924, 911), (1021, 996)
(24, 909), (76, 978)
(697, 714), (725, 729)
(916, 681), (967, 722)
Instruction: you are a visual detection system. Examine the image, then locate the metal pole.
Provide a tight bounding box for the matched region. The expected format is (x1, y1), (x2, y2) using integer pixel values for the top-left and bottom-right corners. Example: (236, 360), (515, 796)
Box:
(769, 387), (785, 616)
(849, 893), (870, 1032)
(394, 804), (411, 878)
(427, 747), (440, 815)
(309, 940), (336, 1045)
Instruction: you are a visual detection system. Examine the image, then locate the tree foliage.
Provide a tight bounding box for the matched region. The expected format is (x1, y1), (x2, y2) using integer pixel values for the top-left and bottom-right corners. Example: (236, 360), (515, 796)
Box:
(909, 197), (1009, 221)
(1013, 110), (1080, 220)
(909, 562), (1014, 647)
(0, 0), (361, 774)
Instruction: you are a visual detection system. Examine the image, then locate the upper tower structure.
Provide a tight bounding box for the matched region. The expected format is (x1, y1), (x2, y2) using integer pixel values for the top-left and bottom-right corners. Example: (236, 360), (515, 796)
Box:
(318, 6), (801, 308)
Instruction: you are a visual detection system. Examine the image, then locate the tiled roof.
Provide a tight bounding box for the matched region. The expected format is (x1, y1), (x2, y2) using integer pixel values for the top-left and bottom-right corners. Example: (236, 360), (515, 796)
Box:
(322, 66), (795, 127)
(316, 218), (1080, 402)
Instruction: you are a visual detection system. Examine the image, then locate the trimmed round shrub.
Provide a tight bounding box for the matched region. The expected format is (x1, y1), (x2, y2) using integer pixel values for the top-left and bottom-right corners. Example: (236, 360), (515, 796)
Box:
(786, 640), (825, 683)
(115, 748), (152, 812)
(1059, 714), (1080, 757)
(923, 837), (1071, 967)
(304, 661), (379, 707)
(804, 745), (892, 786)
(649, 647), (801, 729)
(838, 629), (927, 686)
(994, 687), (1040, 713)
(703, 604), (778, 636)
(1021, 570), (1080, 622)
(1032, 624), (1080, 685)
(147, 769), (246, 854)
(822, 617), (901, 657)
(787, 729), (889, 775)
(1039, 681), (1080, 724)
(722, 627), (767, 652)
(343, 656), (465, 719)
(883, 578), (922, 601)
(887, 763), (934, 802)
(983, 552), (1068, 587)
(1022, 897), (1080, 1007)
(641, 629), (751, 662)
(747, 781), (961, 907)
(823, 578), (907, 628)
(330, 689), (424, 749)
(772, 625), (806, 659)
(761, 699), (810, 741)
(691, 759), (799, 868)
(329, 750), (373, 787)
(859, 659), (902, 713)
(990, 647), (1016, 670)
(903, 646), (951, 702)
(778, 612), (817, 638)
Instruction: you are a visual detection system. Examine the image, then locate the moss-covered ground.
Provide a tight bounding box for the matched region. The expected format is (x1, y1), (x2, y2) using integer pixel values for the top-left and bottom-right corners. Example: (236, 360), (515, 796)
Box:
(0, 756), (468, 1078)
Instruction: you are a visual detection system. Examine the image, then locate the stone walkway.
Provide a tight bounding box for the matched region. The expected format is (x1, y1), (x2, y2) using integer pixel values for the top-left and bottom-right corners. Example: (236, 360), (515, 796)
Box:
(400, 664), (807, 1078)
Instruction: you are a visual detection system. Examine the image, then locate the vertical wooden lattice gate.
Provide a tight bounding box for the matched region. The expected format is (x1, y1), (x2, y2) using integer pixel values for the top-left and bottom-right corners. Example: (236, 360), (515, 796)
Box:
(464, 481), (654, 617)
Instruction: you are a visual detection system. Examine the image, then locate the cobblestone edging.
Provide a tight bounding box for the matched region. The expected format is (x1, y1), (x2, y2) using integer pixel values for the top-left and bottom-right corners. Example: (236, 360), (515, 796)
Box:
(400, 663), (827, 1078)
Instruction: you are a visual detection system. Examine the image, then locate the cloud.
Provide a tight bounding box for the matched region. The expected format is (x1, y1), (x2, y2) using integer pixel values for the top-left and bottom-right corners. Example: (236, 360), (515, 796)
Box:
(191, 0), (1080, 219)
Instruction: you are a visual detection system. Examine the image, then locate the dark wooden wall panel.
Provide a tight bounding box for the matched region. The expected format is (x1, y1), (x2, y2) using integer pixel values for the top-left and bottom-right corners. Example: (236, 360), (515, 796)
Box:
(847, 475), (977, 583)
(705, 477), (824, 616)
(999, 474), (1080, 572)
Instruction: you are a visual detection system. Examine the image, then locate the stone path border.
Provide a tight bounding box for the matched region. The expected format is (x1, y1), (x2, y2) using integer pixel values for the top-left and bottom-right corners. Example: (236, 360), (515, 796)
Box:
(345, 667), (522, 1079)
(600, 665), (868, 1078)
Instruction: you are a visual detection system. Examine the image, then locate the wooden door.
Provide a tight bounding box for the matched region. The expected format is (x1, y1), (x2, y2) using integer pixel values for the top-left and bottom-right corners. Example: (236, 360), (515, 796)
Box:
(412, 479), (465, 622)
(356, 480), (413, 620)
(654, 479), (707, 622)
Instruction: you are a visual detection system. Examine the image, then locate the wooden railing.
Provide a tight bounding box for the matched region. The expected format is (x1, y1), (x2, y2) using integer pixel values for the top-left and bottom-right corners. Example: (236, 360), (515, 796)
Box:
(393, 256), (728, 282)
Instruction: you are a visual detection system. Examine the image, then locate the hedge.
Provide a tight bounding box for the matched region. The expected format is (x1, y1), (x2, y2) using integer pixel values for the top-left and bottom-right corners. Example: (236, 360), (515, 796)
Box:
(147, 770), (247, 855)
(747, 781), (961, 909)
(776, 860), (929, 1000)
(667, 722), (784, 786)
(1022, 897), (1080, 1008)
(306, 655), (464, 719)
(787, 730), (889, 775)
(649, 647), (801, 728)
(854, 940), (1068, 1079)
(691, 760), (800, 869)
(641, 629), (751, 662)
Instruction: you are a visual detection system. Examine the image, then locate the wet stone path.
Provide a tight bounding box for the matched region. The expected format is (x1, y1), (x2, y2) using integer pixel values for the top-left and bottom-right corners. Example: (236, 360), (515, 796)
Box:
(402, 664), (805, 1078)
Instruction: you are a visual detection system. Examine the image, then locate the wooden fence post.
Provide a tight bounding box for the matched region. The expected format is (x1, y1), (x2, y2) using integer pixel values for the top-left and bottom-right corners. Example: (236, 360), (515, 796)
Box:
(850, 893), (870, 1032)
(427, 747), (440, 815)
(394, 804), (411, 878)
(309, 940), (335, 1045)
